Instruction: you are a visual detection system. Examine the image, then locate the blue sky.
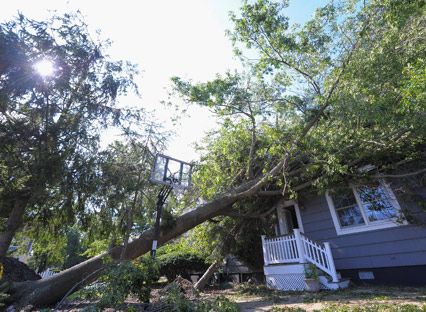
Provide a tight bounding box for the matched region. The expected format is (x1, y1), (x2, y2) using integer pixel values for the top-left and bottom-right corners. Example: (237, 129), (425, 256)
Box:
(1, 0), (328, 161)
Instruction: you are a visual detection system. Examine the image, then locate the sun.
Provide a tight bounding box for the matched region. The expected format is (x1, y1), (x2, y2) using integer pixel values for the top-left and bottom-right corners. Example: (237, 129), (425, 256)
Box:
(34, 59), (55, 77)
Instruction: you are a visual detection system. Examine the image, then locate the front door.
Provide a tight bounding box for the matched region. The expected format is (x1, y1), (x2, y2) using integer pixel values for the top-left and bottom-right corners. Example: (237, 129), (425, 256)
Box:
(277, 205), (300, 235)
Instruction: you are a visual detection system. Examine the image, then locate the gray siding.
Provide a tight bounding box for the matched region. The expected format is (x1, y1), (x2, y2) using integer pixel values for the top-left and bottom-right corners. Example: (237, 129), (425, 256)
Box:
(299, 186), (426, 270)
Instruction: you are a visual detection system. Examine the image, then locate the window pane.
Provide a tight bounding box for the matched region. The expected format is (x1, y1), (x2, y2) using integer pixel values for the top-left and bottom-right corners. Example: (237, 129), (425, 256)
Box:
(331, 188), (366, 228)
(337, 205), (365, 227)
(358, 185), (398, 221)
(332, 188), (358, 208)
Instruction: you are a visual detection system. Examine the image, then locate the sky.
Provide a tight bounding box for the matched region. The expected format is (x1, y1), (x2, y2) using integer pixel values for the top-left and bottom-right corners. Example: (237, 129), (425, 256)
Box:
(1, 0), (327, 162)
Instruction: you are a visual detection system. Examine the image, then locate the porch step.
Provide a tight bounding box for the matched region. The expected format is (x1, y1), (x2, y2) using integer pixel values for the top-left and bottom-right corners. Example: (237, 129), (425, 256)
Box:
(319, 275), (350, 290)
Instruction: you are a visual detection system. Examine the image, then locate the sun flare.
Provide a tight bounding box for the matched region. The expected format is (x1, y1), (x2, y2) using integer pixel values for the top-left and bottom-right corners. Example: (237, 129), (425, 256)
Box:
(34, 59), (55, 77)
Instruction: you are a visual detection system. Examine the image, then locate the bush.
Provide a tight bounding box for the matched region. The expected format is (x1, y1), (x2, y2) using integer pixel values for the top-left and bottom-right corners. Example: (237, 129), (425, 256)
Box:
(162, 283), (195, 311)
(77, 257), (159, 309)
(158, 251), (208, 281)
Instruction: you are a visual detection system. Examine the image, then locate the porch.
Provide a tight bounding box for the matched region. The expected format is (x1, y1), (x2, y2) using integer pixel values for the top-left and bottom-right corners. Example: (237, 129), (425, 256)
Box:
(261, 229), (349, 291)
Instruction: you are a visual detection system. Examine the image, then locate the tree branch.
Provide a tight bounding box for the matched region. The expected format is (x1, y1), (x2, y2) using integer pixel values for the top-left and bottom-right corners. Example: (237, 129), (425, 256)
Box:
(373, 168), (426, 179)
(233, 17), (366, 199)
(257, 26), (322, 96)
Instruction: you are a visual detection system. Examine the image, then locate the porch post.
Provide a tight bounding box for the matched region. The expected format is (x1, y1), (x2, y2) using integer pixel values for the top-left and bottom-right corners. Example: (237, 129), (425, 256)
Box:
(293, 229), (306, 263)
(324, 242), (339, 282)
(261, 235), (269, 266)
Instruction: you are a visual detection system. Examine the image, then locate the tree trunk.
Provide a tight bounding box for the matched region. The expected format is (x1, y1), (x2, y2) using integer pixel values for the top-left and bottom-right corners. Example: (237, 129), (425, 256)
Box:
(246, 115), (257, 180)
(8, 185), (253, 307)
(0, 195), (30, 262)
(194, 261), (221, 291)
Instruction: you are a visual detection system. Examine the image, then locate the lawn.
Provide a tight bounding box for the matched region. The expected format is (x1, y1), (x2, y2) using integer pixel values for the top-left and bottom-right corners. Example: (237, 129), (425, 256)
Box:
(29, 282), (426, 311)
(202, 283), (426, 312)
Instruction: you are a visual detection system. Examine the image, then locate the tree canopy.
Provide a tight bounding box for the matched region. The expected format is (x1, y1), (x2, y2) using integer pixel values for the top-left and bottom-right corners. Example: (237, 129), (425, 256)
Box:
(171, 0), (425, 269)
(175, 0), (425, 195)
(0, 12), (169, 263)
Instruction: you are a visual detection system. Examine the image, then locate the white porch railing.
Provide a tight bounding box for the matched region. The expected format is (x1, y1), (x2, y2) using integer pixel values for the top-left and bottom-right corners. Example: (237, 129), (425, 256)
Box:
(261, 233), (299, 264)
(262, 229), (339, 282)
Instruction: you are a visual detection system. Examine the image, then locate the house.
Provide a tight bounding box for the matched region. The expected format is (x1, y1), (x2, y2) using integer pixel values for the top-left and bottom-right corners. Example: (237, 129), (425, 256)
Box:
(261, 179), (426, 291)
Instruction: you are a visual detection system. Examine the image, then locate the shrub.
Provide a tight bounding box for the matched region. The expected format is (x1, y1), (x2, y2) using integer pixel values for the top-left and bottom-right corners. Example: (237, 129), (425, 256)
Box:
(304, 263), (318, 280)
(77, 257), (159, 309)
(162, 283), (195, 311)
(158, 251), (208, 281)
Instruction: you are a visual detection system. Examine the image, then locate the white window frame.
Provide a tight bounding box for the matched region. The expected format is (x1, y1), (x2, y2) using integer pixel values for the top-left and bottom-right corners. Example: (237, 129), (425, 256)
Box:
(325, 181), (407, 235)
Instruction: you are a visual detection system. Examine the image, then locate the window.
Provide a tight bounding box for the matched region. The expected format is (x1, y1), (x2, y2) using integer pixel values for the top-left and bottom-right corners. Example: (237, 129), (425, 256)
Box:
(332, 188), (365, 227)
(357, 185), (398, 221)
(326, 182), (406, 235)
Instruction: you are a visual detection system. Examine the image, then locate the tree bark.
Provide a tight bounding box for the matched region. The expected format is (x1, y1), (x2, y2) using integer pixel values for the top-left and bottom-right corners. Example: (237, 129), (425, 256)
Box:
(0, 195), (30, 262)
(246, 106), (257, 180)
(194, 261), (221, 291)
(120, 175), (142, 260)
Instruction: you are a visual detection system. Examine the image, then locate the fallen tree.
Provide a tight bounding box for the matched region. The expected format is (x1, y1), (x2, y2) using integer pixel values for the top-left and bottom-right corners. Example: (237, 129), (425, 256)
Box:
(7, 181), (253, 307)
(194, 261), (221, 291)
(7, 158), (320, 307)
(7, 168), (320, 307)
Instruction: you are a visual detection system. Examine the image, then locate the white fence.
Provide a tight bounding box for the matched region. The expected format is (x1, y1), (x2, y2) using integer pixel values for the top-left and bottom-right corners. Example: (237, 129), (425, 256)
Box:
(40, 268), (57, 279)
(262, 229), (338, 282)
